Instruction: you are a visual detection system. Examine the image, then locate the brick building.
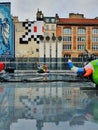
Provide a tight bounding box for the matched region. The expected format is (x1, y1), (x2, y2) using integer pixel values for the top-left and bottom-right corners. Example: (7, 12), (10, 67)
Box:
(57, 13), (98, 58)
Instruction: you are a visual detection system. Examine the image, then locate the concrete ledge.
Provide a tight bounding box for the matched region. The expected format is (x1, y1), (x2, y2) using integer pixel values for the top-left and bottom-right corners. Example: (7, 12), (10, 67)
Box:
(5, 67), (15, 73)
(14, 69), (72, 73)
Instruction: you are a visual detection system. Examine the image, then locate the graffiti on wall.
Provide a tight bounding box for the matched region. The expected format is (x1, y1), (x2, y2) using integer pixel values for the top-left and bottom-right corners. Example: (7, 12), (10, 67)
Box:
(20, 21), (44, 44)
(0, 3), (14, 58)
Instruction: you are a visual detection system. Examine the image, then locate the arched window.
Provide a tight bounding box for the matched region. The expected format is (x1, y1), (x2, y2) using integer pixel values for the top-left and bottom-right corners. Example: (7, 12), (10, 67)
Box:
(92, 28), (98, 34)
(63, 28), (72, 35)
(78, 28), (86, 34)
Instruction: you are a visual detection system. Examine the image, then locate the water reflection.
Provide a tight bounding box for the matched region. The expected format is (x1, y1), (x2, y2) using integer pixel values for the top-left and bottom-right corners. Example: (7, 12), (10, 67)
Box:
(0, 82), (98, 130)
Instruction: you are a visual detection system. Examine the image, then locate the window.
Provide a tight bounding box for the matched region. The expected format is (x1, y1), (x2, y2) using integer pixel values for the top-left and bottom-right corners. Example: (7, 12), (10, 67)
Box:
(92, 37), (98, 42)
(46, 18), (49, 23)
(78, 28), (86, 34)
(77, 36), (86, 42)
(51, 25), (55, 30)
(45, 25), (49, 30)
(63, 44), (72, 50)
(77, 44), (85, 50)
(63, 28), (72, 35)
(92, 44), (98, 50)
(51, 18), (55, 23)
(92, 28), (98, 34)
(63, 36), (72, 42)
(36, 49), (39, 52)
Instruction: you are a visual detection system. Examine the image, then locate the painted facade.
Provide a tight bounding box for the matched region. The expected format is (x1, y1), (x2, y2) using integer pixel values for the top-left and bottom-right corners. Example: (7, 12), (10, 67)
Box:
(0, 2), (14, 58)
(14, 18), (44, 58)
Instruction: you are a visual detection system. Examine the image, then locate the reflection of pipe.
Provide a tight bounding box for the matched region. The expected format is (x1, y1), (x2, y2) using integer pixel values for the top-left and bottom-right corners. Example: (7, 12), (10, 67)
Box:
(36, 120), (43, 130)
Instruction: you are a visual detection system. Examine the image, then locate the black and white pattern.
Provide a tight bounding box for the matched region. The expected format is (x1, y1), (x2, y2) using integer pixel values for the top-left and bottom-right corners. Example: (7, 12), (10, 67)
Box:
(20, 21), (44, 44)
(20, 96), (43, 119)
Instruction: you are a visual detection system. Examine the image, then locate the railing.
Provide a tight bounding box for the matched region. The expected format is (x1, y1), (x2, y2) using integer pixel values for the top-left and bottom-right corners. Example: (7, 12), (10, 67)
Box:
(0, 57), (89, 70)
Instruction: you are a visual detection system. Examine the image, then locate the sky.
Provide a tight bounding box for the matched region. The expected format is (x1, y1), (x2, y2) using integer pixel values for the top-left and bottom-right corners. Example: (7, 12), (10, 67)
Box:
(0, 0), (98, 21)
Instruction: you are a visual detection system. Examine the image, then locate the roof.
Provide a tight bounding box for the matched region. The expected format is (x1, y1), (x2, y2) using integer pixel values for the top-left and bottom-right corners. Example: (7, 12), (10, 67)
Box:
(58, 18), (98, 25)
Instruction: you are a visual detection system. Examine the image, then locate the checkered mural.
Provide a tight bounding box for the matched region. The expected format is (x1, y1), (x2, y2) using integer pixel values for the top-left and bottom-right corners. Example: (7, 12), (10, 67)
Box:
(20, 21), (44, 44)
(20, 96), (43, 119)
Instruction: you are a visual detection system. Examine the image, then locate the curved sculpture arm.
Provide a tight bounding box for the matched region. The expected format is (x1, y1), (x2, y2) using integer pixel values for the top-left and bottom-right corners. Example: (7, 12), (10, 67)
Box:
(68, 59), (84, 75)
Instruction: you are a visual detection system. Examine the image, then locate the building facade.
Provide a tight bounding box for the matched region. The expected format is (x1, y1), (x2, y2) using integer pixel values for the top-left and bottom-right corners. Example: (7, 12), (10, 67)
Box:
(0, 2), (98, 62)
(57, 13), (98, 58)
(14, 11), (98, 60)
(14, 16), (44, 58)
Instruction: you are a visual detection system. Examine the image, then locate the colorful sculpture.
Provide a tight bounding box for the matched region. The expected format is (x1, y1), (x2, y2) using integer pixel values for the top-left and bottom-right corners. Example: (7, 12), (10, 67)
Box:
(68, 59), (98, 87)
(37, 63), (49, 73)
(0, 62), (4, 72)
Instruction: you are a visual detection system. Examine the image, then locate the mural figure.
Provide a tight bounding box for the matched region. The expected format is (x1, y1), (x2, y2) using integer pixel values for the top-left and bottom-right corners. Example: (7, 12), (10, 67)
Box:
(0, 3), (14, 57)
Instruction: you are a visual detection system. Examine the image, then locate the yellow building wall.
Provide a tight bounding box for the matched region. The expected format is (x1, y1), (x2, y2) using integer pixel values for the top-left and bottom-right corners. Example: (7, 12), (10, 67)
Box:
(15, 21), (42, 58)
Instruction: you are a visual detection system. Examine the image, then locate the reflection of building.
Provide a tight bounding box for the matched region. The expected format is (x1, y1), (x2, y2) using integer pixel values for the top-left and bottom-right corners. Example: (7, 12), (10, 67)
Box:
(10, 86), (91, 130)
(1, 85), (97, 130)
(0, 87), (14, 130)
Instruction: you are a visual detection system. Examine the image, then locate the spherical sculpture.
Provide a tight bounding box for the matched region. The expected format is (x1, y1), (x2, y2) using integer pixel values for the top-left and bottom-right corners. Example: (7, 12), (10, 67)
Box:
(0, 62), (4, 72)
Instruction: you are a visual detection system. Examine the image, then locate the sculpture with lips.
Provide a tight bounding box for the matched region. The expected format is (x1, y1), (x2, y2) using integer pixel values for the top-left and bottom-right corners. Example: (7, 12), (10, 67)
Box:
(68, 59), (98, 87)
